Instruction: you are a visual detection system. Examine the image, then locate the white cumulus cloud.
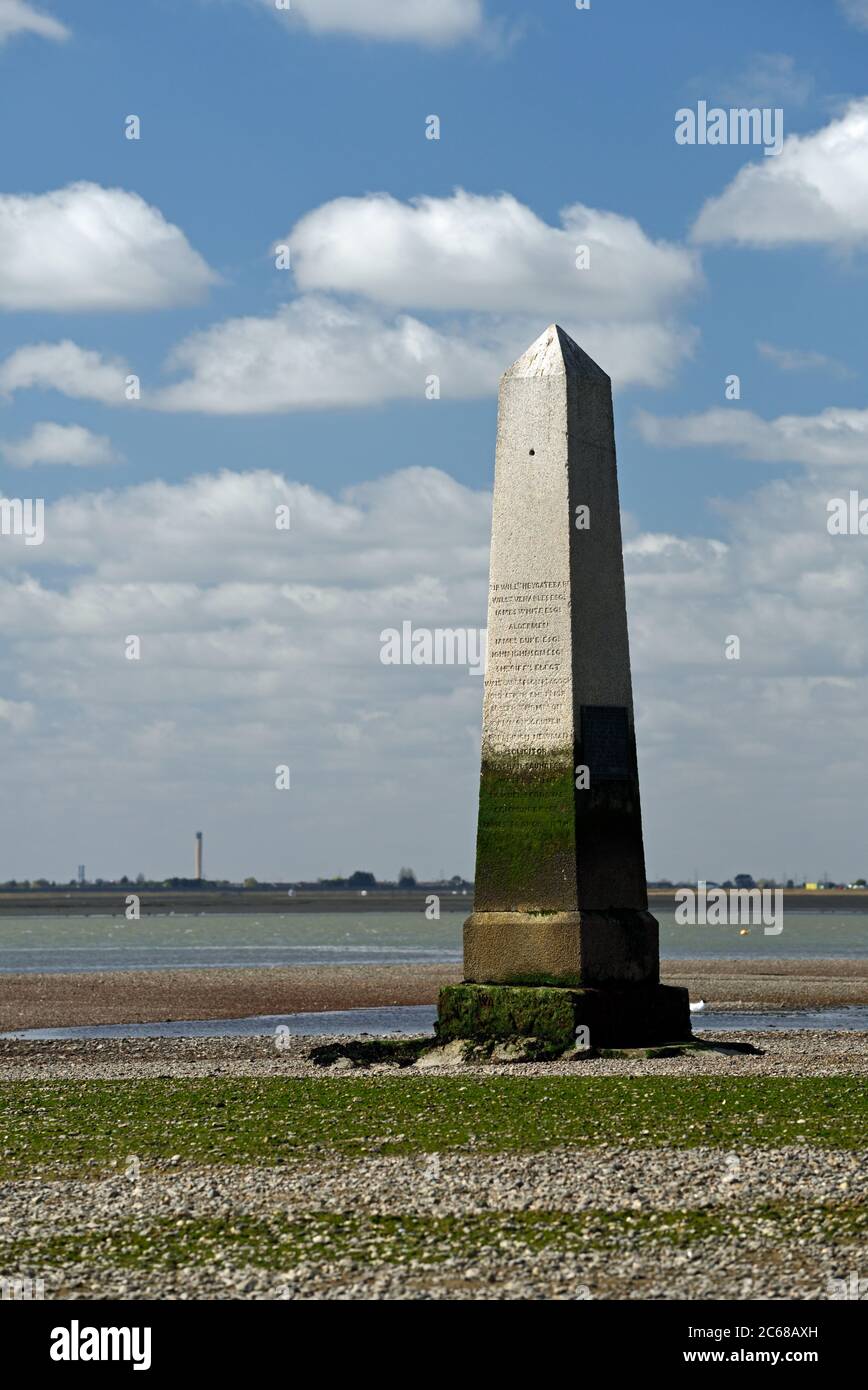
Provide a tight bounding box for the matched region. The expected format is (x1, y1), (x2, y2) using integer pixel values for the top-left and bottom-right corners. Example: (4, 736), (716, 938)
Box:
(635, 404), (868, 470)
(0, 188), (701, 412)
(692, 99), (868, 247)
(150, 191), (699, 410)
(157, 297), (693, 412)
(271, 0), (484, 45)
(0, 0), (67, 44)
(0, 422), (122, 469)
(0, 341), (131, 404)
(0, 182), (218, 311)
(2, 303), (692, 418)
(157, 297), (502, 413)
(2, 461), (868, 880)
(289, 190), (700, 319)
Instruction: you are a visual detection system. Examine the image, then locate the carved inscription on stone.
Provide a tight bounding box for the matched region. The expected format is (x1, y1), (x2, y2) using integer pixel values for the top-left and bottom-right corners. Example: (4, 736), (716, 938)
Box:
(483, 578), (571, 755)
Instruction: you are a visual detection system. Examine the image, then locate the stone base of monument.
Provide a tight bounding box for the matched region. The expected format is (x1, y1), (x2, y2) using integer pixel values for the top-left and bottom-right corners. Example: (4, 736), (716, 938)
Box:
(463, 910), (661, 989)
(436, 981), (693, 1051)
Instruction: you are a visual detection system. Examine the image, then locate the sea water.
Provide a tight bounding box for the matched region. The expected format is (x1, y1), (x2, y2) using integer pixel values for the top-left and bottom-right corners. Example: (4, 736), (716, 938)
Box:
(0, 910), (865, 974)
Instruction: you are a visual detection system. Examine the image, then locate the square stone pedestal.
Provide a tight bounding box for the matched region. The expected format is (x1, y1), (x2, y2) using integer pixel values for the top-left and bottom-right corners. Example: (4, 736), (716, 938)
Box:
(436, 981), (692, 1051)
(463, 909), (661, 989)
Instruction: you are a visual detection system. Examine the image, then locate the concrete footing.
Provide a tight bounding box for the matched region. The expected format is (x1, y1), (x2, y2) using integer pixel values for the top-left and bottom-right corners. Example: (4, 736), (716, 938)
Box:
(436, 981), (693, 1050)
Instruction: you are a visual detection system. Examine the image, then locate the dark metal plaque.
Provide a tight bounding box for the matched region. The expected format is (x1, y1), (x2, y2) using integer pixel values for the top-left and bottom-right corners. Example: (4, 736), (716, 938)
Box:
(581, 705), (631, 780)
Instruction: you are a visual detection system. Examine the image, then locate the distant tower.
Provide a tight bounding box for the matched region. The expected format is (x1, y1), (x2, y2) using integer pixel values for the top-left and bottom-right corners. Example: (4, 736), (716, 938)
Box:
(77, 864), (85, 886)
(195, 832), (203, 882)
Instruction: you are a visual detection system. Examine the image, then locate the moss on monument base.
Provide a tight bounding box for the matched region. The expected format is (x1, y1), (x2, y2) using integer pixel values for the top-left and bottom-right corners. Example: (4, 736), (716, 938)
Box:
(474, 753), (576, 908)
(437, 981), (693, 1050)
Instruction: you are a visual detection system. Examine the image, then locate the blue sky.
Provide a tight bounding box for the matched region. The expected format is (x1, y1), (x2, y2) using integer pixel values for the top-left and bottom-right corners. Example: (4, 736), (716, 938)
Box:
(2, 0), (868, 884)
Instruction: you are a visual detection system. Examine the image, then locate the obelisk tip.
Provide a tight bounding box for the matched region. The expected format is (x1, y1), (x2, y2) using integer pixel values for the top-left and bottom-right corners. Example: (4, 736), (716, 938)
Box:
(504, 324), (610, 383)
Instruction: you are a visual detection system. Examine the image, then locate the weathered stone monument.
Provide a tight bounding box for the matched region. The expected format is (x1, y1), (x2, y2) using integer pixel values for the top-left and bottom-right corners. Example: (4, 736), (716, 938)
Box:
(437, 325), (691, 1050)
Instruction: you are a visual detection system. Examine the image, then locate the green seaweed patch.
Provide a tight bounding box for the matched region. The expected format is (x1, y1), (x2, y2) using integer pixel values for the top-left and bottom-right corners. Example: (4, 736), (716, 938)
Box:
(5, 1202), (867, 1275)
(1, 1076), (865, 1178)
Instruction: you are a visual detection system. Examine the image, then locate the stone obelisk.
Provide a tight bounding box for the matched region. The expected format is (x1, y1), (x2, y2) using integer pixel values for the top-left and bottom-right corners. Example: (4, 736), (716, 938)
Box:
(438, 325), (690, 1048)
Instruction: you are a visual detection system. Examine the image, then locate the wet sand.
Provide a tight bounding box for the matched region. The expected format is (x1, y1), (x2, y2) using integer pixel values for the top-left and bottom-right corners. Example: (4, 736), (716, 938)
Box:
(1, 958), (867, 1031)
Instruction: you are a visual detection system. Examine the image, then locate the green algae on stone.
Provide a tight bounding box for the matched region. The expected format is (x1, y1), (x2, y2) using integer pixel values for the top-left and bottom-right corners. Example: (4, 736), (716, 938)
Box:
(473, 752), (577, 910)
(437, 983), (583, 1048)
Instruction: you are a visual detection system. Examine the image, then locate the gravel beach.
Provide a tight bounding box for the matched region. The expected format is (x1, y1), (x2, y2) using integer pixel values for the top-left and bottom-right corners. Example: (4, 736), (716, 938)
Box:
(2, 963), (865, 1303)
(1, 1030), (866, 1301)
(4, 1141), (865, 1302)
(1, 1027), (867, 1079)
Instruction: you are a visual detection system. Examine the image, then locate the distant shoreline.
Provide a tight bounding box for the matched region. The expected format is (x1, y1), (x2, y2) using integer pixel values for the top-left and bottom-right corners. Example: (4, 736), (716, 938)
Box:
(0, 889), (865, 917)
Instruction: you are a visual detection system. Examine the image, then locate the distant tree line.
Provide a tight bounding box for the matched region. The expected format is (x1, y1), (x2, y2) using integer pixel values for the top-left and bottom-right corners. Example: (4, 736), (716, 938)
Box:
(0, 869), (473, 891)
